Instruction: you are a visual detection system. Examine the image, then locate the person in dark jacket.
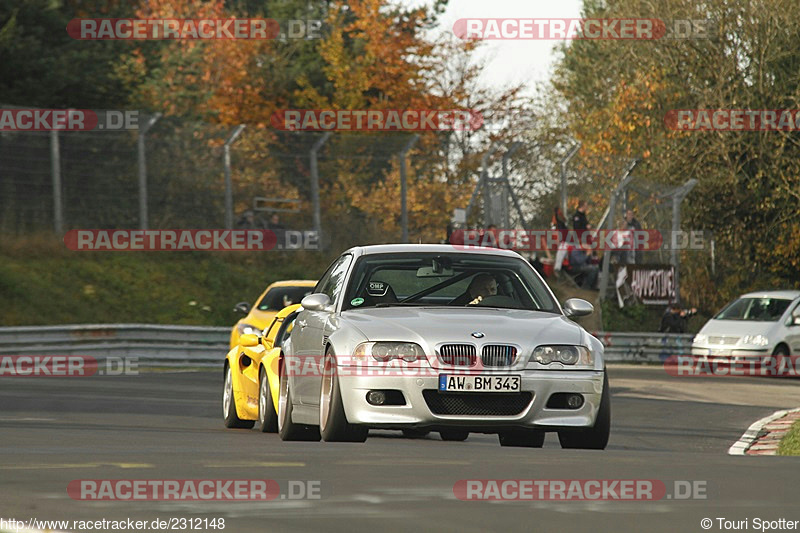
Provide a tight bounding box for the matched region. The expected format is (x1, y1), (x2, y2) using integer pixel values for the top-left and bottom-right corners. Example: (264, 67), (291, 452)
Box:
(660, 304), (697, 333)
(623, 208), (642, 264)
(572, 200), (591, 231)
(568, 246), (599, 289)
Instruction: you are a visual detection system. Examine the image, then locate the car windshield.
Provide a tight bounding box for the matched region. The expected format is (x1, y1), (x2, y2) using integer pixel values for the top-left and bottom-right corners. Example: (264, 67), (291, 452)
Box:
(341, 252), (558, 312)
(714, 297), (792, 321)
(257, 286), (313, 311)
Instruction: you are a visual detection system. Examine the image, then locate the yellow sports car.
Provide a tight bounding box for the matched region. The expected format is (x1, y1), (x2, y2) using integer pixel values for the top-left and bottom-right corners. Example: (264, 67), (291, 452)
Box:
(230, 280), (316, 348)
(223, 303), (302, 431)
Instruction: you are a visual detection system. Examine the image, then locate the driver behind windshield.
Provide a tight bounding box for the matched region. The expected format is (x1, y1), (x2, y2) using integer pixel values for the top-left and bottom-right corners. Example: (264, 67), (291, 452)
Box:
(450, 273), (498, 306)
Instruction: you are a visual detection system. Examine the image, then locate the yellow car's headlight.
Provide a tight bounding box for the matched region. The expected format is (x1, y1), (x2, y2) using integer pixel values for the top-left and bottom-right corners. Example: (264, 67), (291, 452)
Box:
(237, 323), (261, 336)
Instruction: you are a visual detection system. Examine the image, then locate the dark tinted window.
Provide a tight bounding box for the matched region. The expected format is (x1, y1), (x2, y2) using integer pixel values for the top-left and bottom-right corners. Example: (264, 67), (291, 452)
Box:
(257, 286), (314, 311)
(342, 253), (558, 312)
(714, 298), (792, 321)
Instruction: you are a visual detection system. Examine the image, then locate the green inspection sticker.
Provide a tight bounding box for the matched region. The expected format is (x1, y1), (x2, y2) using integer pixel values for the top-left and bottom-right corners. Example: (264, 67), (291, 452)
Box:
(350, 297), (365, 306)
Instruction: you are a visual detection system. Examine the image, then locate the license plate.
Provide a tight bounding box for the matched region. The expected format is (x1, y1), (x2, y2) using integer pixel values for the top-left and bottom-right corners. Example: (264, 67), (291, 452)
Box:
(438, 374), (521, 393)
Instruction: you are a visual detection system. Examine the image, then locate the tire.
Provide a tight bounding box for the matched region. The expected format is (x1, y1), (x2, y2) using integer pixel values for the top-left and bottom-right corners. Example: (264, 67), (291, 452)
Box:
(402, 429), (431, 439)
(558, 373), (610, 450)
(498, 429), (545, 447)
(439, 429), (469, 442)
(761, 344), (789, 373)
(258, 366), (278, 433)
(223, 364), (255, 429)
(278, 358), (320, 441)
(320, 350), (368, 442)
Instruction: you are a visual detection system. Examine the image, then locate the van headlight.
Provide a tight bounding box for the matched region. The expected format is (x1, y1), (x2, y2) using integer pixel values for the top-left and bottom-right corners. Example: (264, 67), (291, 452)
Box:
(693, 334), (708, 345)
(739, 335), (769, 347)
(532, 345), (593, 366)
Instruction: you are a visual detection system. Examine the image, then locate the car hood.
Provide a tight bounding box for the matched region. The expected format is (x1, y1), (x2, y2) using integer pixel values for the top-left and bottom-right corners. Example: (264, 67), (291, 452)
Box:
(698, 319), (777, 338)
(341, 307), (584, 355)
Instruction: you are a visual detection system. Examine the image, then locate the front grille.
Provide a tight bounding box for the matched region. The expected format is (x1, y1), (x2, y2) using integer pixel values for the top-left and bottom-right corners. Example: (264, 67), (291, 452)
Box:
(709, 336), (740, 345)
(439, 344), (477, 366)
(422, 390), (533, 416)
(481, 345), (518, 367)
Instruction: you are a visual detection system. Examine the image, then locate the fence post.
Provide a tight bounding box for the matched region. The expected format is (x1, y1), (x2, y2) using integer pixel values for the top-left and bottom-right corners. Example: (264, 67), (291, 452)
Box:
(50, 131), (63, 234)
(137, 113), (161, 230)
(560, 142), (580, 218)
(399, 134), (419, 243)
(465, 143), (498, 225)
(598, 159), (639, 300)
(501, 142), (522, 229)
(310, 132), (332, 242)
(670, 179), (698, 304)
(223, 124), (246, 230)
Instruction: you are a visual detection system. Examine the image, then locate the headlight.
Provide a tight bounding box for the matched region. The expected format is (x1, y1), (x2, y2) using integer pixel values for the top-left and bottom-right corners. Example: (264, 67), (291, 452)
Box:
(237, 323), (261, 336)
(739, 335), (769, 347)
(693, 334), (708, 344)
(354, 342), (425, 362)
(532, 345), (593, 366)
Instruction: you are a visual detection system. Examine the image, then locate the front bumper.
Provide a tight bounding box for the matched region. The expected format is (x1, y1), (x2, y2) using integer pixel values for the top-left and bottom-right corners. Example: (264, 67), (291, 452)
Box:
(337, 369), (605, 431)
(690, 345), (769, 359)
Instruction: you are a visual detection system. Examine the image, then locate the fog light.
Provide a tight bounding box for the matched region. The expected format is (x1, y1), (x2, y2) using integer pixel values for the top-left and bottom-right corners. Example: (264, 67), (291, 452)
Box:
(366, 391), (386, 405)
(566, 394), (584, 409)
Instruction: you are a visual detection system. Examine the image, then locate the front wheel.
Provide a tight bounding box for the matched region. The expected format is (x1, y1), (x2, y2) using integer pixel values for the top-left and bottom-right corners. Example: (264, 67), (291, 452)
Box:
(764, 345), (790, 371)
(320, 350), (368, 442)
(223, 364), (255, 429)
(258, 366), (278, 433)
(558, 373), (610, 450)
(278, 358), (320, 441)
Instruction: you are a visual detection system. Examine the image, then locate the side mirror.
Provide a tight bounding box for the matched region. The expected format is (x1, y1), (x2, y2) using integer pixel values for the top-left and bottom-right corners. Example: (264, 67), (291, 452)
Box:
(234, 301), (251, 314)
(301, 293), (332, 312)
(792, 315), (800, 326)
(563, 298), (594, 318)
(239, 333), (260, 347)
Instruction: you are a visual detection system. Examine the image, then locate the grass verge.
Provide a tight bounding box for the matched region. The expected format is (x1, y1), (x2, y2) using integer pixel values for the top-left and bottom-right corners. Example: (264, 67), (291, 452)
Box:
(777, 420), (800, 456)
(0, 234), (334, 326)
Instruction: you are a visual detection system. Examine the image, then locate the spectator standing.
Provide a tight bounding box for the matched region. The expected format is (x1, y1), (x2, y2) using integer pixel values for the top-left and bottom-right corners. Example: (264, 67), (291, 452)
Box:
(552, 207), (569, 275)
(659, 304), (698, 333)
(268, 213), (286, 246)
(623, 209), (642, 264)
(572, 200), (591, 231)
(236, 210), (266, 229)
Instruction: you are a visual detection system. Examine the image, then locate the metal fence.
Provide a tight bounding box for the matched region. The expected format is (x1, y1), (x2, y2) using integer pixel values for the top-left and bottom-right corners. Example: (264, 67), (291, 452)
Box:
(0, 324), (693, 367)
(1, 105), (600, 251)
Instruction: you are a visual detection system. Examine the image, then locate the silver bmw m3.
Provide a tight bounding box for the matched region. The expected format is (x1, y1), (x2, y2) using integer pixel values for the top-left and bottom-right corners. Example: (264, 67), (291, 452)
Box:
(278, 244), (609, 448)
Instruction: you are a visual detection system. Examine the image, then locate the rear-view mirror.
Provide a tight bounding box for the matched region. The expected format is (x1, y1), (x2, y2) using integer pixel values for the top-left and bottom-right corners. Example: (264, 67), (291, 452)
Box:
(233, 301), (251, 314)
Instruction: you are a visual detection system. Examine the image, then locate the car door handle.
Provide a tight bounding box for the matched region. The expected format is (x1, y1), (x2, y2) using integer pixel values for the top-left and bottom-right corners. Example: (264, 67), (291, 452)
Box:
(297, 320), (307, 329)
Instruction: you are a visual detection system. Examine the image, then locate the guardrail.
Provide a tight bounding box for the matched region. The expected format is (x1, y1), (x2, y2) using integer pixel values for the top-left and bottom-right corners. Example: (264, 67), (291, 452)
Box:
(0, 324), (230, 367)
(593, 331), (695, 363)
(0, 324), (692, 367)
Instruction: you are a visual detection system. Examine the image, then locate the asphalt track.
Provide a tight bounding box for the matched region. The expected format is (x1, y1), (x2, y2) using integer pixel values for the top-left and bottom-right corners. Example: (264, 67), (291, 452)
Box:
(1, 365), (799, 533)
